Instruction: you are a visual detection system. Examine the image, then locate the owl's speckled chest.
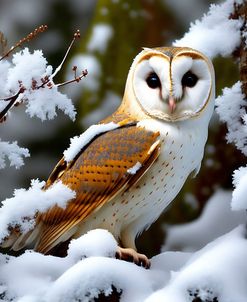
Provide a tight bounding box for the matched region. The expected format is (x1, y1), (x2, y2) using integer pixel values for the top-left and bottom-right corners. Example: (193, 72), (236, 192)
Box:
(75, 119), (208, 246)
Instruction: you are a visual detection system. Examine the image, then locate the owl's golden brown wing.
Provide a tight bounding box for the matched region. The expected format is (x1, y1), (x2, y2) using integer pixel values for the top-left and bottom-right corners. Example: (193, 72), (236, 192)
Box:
(8, 118), (160, 254)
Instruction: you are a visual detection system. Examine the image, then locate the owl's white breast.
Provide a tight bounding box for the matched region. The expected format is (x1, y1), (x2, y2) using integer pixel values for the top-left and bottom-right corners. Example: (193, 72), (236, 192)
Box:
(119, 118), (208, 242)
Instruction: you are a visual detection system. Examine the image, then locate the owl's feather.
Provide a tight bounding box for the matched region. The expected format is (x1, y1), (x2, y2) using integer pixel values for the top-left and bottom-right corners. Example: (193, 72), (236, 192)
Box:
(12, 119), (160, 254)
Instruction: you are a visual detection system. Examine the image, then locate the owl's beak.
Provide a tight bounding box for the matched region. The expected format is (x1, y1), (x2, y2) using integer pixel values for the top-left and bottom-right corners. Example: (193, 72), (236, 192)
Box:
(168, 96), (176, 113)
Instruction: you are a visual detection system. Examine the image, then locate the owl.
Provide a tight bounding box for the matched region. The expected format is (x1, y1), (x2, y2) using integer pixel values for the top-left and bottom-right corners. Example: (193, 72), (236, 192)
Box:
(3, 47), (215, 268)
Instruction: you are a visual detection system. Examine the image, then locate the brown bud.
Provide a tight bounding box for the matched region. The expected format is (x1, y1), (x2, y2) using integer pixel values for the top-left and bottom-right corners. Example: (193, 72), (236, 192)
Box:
(74, 29), (81, 39)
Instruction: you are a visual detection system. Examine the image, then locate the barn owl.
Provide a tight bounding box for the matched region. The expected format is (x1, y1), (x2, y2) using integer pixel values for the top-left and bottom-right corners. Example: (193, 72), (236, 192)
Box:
(3, 47), (215, 268)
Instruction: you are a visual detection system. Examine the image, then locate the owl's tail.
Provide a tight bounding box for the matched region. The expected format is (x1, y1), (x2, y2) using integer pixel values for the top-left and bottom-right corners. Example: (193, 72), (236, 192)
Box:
(1, 223), (42, 252)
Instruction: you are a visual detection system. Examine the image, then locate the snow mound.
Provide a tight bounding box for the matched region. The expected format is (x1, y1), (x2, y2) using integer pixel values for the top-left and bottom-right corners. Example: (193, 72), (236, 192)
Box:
(0, 179), (75, 241)
(174, 0), (243, 58)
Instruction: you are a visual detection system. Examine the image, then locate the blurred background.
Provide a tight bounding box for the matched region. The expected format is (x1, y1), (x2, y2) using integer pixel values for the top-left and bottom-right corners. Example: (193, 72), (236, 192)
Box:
(0, 0), (244, 257)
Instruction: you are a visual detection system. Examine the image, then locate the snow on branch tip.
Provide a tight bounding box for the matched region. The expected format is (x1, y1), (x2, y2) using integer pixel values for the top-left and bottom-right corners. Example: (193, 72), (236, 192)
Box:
(0, 27), (88, 123)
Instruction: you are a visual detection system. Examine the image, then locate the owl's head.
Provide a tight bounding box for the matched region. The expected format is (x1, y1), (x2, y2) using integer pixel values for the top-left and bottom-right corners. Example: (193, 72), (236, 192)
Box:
(123, 47), (215, 122)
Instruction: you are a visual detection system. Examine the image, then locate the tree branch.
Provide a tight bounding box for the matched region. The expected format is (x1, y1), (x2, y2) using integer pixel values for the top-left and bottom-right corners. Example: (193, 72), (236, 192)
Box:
(231, 1), (247, 97)
(0, 29), (87, 123)
(0, 25), (48, 61)
(0, 88), (25, 122)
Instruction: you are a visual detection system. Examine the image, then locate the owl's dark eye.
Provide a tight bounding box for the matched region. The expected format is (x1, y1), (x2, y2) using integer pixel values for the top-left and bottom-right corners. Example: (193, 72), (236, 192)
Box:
(146, 72), (161, 89)
(182, 71), (198, 88)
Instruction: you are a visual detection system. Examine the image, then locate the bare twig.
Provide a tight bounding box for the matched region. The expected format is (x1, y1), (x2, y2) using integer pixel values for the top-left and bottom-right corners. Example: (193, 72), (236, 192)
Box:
(57, 69), (88, 88)
(0, 32), (8, 56)
(0, 87), (25, 121)
(50, 29), (81, 79)
(0, 25), (48, 62)
(0, 28), (87, 123)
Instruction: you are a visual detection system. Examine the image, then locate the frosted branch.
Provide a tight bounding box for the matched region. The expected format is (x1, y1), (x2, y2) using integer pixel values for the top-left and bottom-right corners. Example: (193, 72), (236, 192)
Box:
(0, 140), (30, 169)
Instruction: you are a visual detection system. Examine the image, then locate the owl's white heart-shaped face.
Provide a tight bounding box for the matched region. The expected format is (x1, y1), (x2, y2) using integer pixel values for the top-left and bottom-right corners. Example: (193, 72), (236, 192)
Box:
(129, 47), (215, 122)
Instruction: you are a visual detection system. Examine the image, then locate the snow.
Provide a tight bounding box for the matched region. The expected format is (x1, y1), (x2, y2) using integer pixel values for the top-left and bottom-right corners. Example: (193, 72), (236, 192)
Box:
(127, 161), (142, 175)
(0, 140), (30, 169)
(6, 48), (51, 93)
(0, 179), (75, 241)
(0, 60), (11, 100)
(46, 257), (153, 302)
(174, 0), (243, 58)
(0, 224), (247, 301)
(216, 81), (247, 155)
(215, 81), (247, 214)
(0, 47), (76, 122)
(0, 46), (79, 169)
(67, 229), (117, 261)
(63, 122), (119, 162)
(3, 48), (76, 121)
(87, 24), (113, 54)
(232, 166), (247, 211)
(25, 86), (76, 121)
(147, 226), (247, 302)
(0, 229), (153, 302)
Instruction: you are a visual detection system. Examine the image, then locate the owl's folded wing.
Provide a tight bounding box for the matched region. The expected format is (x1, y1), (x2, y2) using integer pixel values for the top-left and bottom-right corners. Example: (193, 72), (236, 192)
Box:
(9, 120), (160, 254)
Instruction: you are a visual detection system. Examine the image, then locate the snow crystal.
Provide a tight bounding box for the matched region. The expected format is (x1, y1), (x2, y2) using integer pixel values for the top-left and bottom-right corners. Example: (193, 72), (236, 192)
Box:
(0, 140), (30, 169)
(64, 122), (119, 162)
(25, 85), (76, 121)
(87, 24), (113, 54)
(0, 60), (11, 99)
(67, 229), (117, 262)
(232, 166), (247, 211)
(174, 0), (243, 58)
(0, 179), (75, 241)
(1, 47), (76, 122)
(215, 81), (247, 155)
(127, 161), (142, 175)
(6, 48), (52, 93)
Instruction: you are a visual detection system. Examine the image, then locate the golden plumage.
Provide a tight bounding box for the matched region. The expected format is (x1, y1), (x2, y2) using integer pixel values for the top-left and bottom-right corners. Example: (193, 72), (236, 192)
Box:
(36, 117), (160, 255)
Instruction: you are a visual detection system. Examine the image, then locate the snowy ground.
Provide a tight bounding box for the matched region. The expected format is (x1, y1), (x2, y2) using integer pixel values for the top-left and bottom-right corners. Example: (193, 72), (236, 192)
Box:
(0, 190), (246, 302)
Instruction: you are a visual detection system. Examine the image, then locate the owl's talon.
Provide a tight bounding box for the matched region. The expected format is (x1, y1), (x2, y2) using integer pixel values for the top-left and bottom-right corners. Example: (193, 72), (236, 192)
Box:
(116, 247), (150, 269)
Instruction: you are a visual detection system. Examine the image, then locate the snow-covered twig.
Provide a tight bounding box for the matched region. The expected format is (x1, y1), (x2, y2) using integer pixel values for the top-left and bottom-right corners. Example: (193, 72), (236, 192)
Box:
(0, 87), (25, 121)
(0, 28), (87, 122)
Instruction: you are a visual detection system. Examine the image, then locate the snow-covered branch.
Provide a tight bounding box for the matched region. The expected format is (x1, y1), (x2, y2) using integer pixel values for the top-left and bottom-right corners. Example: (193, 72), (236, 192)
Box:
(174, 0), (243, 59)
(0, 179), (75, 242)
(0, 27), (88, 169)
(0, 140), (29, 169)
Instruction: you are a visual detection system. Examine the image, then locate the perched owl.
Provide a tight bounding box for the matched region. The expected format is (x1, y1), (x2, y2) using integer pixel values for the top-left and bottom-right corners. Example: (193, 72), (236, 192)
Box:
(3, 47), (215, 268)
